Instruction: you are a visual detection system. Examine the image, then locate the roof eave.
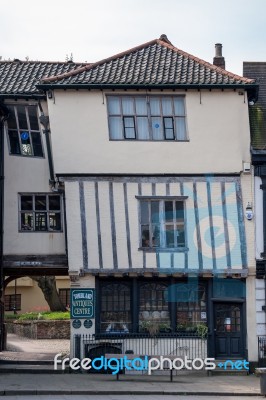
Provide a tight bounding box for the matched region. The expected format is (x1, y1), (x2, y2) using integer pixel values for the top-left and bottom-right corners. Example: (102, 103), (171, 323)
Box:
(0, 93), (46, 100)
(37, 83), (258, 91)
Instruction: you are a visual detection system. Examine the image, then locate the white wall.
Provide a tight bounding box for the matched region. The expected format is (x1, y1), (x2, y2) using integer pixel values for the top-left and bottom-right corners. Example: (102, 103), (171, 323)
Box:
(47, 89), (251, 175)
(3, 100), (65, 255)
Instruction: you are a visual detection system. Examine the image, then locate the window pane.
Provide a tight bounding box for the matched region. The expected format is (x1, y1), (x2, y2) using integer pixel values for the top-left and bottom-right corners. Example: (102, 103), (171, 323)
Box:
(175, 117), (187, 140)
(49, 213), (61, 230)
(7, 106), (17, 129)
(135, 97), (148, 115)
(136, 117), (149, 140)
(122, 97), (134, 115)
(49, 195), (61, 211)
(124, 128), (136, 139)
(151, 201), (159, 223)
(174, 97), (185, 116)
(151, 117), (163, 140)
(17, 106), (28, 130)
(8, 131), (20, 154)
(177, 228), (185, 247)
(108, 97), (120, 115)
(20, 132), (32, 155)
(140, 201), (149, 223)
(165, 225), (175, 247)
(21, 195), (33, 210)
(150, 97), (160, 115)
(164, 117), (175, 140)
(175, 201), (184, 221)
(165, 201), (174, 222)
(35, 212), (47, 231)
(152, 224), (160, 247)
(35, 195), (46, 210)
(31, 132), (43, 157)
(21, 213), (33, 230)
(109, 116), (123, 139)
(141, 225), (150, 247)
(162, 98), (172, 116)
(28, 107), (39, 130)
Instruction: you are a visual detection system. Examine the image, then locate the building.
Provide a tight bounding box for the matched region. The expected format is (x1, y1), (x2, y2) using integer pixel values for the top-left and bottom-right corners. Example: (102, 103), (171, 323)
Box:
(36, 35), (258, 366)
(243, 62), (266, 341)
(0, 60), (83, 346)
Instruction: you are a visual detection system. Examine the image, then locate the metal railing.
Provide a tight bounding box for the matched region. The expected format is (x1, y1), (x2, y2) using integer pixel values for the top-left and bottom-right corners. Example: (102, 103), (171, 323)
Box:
(74, 332), (208, 368)
(258, 336), (266, 367)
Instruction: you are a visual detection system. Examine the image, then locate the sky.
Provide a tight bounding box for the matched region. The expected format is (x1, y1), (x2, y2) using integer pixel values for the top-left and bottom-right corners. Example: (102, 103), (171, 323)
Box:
(0, 0), (266, 76)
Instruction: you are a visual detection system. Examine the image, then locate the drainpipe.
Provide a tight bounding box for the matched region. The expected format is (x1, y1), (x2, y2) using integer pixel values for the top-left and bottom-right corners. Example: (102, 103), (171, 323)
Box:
(0, 102), (9, 351)
(39, 113), (55, 184)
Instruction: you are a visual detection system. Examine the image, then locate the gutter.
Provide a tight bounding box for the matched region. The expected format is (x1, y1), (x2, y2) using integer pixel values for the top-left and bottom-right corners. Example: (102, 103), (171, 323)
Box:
(36, 83), (259, 92)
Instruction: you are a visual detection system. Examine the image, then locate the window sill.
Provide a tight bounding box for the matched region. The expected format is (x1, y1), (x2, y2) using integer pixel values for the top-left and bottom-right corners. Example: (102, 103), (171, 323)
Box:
(19, 230), (63, 233)
(109, 139), (190, 142)
(9, 153), (45, 159)
(138, 247), (189, 253)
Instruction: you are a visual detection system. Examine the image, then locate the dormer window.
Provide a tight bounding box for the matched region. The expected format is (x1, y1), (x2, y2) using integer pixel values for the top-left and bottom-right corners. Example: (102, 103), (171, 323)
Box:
(7, 105), (44, 157)
(107, 95), (187, 141)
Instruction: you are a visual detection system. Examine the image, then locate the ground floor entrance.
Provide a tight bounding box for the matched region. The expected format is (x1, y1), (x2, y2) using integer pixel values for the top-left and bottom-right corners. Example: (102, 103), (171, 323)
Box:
(214, 302), (244, 358)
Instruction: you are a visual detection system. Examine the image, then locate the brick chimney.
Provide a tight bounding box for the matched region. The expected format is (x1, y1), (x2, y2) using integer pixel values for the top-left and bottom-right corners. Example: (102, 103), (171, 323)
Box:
(213, 43), (225, 70)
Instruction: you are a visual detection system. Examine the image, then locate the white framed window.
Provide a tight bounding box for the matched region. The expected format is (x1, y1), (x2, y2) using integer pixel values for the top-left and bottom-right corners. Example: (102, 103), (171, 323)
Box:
(107, 95), (187, 141)
(138, 197), (187, 249)
(19, 193), (62, 232)
(7, 105), (44, 157)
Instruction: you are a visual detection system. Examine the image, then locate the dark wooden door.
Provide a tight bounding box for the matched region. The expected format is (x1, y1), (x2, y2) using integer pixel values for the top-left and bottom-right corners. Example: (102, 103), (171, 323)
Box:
(214, 303), (244, 358)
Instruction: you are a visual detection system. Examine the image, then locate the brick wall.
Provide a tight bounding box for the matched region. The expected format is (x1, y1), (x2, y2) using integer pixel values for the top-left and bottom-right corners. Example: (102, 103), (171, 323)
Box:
(6, 320), (70, 339)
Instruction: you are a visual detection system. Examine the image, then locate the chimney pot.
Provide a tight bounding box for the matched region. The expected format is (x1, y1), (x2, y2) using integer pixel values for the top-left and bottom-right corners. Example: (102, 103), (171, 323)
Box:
(213, 43), (225, 70)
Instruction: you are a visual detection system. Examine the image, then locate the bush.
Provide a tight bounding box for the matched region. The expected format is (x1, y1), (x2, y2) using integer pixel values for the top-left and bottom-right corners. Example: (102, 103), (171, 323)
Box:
(8, 311), (70, 321)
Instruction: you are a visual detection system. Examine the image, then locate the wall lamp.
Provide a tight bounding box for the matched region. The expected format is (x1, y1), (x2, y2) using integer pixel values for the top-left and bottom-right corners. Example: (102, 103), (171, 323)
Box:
(245, 202), (253, 220)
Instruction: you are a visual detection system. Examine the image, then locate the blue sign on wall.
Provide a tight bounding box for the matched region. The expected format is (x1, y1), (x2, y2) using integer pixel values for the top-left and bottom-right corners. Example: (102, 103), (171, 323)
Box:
(70, 289), (95, 319)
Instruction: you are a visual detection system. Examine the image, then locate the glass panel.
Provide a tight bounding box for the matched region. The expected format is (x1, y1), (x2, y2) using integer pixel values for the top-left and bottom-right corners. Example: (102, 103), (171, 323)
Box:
(21, 213), (33, 230)
(150, 97), (160, 115)
(164, 117), (175, 140)
(8, 131), (20, 154)
(124, 127), (136, 139)
(124, 117), (134, 128)
(151, 201), (159, 223)
(108, 97), (120, 115)
(35, 195), (46, 210)
(140, 201), (149, 223)
(20, 131), (32, 155)
(17, 106), (28, 130)
(175, 201), (184, 221)
(136, 117), (149, 140)
(135, 97), (148, 115)
(162, 98), (173, 116)
(141, 225), (150, 247)
(49, 195), (61, 211)
(31, 132), (43, 157)
(139, 283), (170, 333)
(49, 213), (61, 230)
(165, 201), (174, 222)
(177, 228), (185, 247)
(122, 97), (134, 115)
(152, 224), (160, 247)
(175, 117), (186, 140)
(7, 106), (17, 129)
(28, 107), (39, 130)
(165, 225), (175, 247)
(21, 195), (33, 211)
(151, 117), (163, 140)
(100, 283), (131, 333)
(174, 97), (185, 115)
(109, 116), (123, 139)
(35, 212), (47, 231)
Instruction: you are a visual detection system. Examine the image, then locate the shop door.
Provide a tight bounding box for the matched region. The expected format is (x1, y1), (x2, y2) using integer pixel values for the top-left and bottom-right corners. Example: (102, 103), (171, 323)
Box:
(214, 303), (244, 358)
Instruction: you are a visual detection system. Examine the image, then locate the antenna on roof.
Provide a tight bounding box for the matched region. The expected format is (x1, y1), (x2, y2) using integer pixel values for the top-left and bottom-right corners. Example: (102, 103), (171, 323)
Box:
(65, 53), (74, 63)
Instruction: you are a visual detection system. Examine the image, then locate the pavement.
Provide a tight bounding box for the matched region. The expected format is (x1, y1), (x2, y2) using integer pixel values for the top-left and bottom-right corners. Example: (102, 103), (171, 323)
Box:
(0, 334), (262, 396)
